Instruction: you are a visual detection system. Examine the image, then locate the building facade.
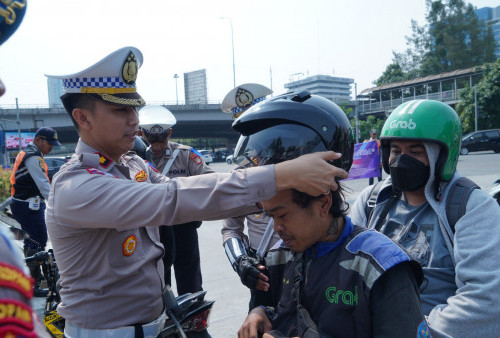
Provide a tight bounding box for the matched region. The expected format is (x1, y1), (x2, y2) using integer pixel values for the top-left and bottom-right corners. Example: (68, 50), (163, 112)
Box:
(47, 77), (64, 108)
(284, 74), (353, 104)
(476, 5), (500, 58)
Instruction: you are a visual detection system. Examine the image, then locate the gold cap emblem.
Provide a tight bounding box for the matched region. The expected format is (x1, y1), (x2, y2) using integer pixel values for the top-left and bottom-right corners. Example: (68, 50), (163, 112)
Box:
(122, 52), (138, 85)
(235, 88), (254, 109)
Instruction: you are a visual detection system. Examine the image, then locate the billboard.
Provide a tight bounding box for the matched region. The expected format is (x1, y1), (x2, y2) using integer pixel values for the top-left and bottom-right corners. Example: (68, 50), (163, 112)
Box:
(5, 132), (35, 149)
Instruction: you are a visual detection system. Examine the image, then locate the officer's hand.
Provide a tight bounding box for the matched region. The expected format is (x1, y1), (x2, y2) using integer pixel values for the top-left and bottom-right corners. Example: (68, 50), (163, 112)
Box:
(275, 151), (348, 196)
(236, 255), (269, 291)
(238, 307), (272, 338)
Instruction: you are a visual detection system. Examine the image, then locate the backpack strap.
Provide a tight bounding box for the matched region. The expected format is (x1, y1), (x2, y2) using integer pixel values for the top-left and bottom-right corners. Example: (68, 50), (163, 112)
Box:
(365, 181), (385, 224)
(445, 177), (480, 233)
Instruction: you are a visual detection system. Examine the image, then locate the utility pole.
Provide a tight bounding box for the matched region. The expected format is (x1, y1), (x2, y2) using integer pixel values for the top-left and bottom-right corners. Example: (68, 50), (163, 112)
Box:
(474, 85), (478, 132)
(15, 98), (22, 151)
(173, 74), (179, 105)
(354, 83), (359, 143)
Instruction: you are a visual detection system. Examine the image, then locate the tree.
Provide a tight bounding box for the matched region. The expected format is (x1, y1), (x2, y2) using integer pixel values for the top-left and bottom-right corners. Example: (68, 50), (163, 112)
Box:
(456, 59), (500, 133)
(375, 0), (496, 84)
(374, 62), (405, 86)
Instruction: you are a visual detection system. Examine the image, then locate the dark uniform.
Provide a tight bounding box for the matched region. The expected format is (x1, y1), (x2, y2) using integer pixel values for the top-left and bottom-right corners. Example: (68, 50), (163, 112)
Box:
(264, 218), (428, 337)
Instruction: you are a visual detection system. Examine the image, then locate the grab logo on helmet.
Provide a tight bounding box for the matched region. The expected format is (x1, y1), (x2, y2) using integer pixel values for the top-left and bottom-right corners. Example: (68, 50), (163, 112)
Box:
(389, 119), (417, 130)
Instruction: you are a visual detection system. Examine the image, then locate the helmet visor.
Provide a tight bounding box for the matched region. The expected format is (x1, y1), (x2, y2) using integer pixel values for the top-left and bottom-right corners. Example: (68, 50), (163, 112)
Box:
(233, 124), (326, 168)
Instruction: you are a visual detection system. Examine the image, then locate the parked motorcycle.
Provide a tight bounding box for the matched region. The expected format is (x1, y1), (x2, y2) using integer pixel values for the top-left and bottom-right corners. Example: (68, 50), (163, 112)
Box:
(490, 179), (500, 206)
(8, 226), (214, 338)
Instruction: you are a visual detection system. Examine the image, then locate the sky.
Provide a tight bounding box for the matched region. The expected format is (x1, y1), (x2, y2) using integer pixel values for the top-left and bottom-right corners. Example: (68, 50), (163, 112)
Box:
(0, 0), (498, 108)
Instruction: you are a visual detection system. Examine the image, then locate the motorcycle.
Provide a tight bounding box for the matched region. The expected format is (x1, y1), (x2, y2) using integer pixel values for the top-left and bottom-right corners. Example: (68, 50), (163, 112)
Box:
(8, 226), (214, 338)
(490, 179), (500, 206)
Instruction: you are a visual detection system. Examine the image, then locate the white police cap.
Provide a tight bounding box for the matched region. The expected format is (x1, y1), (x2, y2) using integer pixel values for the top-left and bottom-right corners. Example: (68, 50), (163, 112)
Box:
(46, 46), (145, 107)
(139, 105), (177, 133)
(222, 83), (272, 118)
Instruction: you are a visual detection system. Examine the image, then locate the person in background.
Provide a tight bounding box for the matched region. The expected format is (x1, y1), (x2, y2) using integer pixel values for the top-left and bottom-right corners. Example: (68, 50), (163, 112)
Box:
(221, 84), (282, 310)
(0, 1), (51, 336)
(350, 100), (500, 337)
(235, 91), (427, 337)
(10, 126), (60, 297)
(138, 104), (213, 295)
(364, 128), (382, 185)
(44, 46), (346, 337)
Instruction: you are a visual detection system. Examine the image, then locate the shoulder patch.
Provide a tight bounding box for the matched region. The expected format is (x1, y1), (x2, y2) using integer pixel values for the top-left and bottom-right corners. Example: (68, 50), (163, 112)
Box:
(38, 157), (45, 170)
(95, 152), (112, 168)
(0, 298), (34, 331)
(86, 168), (117, 178)
(190, 147), (202, 156)
(0, 263), (33, 299)
(417, 319), (431, 337)
(189, 149), (203, 165)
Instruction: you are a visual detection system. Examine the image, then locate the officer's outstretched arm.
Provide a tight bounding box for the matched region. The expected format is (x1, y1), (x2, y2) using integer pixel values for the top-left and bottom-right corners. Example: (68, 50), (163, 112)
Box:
(275, 151), (347, 196)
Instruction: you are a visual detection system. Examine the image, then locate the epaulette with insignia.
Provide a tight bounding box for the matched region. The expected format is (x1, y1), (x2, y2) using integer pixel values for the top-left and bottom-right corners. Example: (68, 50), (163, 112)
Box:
(96, 152), (112, 168)
(86, 168), (118, 178)
(146, 161), (159, 173)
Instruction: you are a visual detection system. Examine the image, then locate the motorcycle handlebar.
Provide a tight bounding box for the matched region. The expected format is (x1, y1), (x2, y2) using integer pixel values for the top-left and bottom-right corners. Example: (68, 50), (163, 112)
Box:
(25, 251), (49, 263)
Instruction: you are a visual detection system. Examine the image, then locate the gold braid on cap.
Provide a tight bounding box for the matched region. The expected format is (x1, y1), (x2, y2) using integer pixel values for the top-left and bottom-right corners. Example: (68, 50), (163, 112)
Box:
(99, 94), (145, 106)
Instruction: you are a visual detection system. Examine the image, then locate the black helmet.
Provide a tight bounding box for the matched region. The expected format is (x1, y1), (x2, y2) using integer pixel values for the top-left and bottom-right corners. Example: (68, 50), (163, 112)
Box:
(132, 136), (149, 160)
(232, 90), (353, 172)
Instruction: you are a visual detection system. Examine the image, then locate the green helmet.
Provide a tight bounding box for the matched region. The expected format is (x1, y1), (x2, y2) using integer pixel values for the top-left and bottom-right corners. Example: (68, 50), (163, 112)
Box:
(380, 100), (462, 181)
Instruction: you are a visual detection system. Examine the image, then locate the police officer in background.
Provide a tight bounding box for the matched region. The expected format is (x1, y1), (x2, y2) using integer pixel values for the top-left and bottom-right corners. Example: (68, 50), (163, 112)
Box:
(45, 46), (345, 337)
(0, 1), (50, 336)
(10, 126), (60, 296)
(221, 84), (282, 310)
(139, 105), (214, 294)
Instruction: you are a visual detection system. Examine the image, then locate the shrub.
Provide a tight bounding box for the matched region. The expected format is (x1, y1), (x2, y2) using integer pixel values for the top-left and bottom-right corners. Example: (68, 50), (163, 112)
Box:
(0, 168), (12, 201)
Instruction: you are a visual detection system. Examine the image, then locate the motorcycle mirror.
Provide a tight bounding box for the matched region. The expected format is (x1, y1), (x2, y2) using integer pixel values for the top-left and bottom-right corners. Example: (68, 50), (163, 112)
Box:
(163, 285), (179, 312)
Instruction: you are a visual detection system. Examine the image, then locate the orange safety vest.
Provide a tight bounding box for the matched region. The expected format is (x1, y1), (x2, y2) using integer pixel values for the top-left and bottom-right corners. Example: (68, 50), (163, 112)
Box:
(10, 150), (49, 197)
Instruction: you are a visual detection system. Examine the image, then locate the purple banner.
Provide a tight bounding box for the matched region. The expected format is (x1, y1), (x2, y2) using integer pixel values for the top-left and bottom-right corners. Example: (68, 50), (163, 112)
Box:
(343, 141), (380, 180)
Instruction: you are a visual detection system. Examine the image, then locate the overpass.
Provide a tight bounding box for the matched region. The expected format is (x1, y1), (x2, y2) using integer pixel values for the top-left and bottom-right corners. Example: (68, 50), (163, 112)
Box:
(357, 66), (483, 118)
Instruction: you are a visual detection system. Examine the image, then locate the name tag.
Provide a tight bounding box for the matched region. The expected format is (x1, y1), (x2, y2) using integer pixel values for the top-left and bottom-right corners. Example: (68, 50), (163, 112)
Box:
(28, 197), (40, 211)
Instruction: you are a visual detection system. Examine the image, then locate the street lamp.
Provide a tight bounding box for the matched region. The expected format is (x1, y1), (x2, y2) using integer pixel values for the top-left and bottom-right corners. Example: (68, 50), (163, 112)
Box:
(220, 16), (236, 87)
(173, 74), (179, 105)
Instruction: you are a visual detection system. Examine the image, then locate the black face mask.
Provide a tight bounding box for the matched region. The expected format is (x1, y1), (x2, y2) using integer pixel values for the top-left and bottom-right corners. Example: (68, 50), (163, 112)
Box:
(389, 154), (430, 192)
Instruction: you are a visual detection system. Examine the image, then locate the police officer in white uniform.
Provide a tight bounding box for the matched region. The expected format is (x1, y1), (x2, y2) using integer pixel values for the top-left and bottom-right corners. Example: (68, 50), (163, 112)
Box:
(139, 105), (214, 295)
(45, 47), (347, 337)
(220, 84), (282, 310)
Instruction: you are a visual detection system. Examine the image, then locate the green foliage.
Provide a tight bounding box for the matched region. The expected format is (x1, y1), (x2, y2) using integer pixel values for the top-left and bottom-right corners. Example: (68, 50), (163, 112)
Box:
(375, 0), (497, 85)
(0, 168), (12, 201)
(456, 59), (500, 133)
(358, 116), (386, 141)
(374, 63), (405, 86)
